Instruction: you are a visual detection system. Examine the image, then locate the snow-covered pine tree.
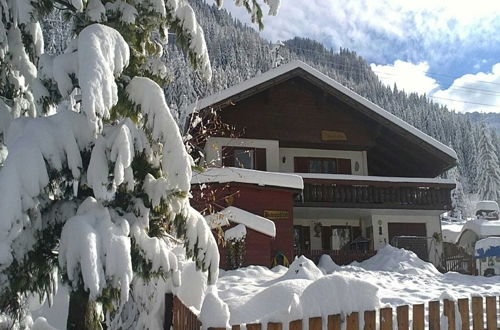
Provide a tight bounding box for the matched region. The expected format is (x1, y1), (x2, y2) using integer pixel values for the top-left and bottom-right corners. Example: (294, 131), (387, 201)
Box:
(476, 122), (500, 203)
(0, 0), (280, 328)
(448, 164), (466, 220)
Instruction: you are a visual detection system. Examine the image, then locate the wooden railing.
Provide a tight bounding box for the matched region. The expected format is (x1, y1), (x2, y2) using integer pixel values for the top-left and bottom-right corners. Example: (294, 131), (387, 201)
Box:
(294, 249), (375, 265)
(295, 177), (454, 210)
(205, 295), (500, 330)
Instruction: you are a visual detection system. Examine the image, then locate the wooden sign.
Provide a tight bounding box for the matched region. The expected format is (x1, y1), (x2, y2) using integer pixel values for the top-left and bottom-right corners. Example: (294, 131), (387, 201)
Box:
(321, 130), (347, 142)
(264, 210), (289, 220)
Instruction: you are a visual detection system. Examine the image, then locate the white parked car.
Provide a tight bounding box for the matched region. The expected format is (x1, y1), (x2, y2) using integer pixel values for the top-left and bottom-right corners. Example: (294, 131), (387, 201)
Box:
(475, 200), (499, 221)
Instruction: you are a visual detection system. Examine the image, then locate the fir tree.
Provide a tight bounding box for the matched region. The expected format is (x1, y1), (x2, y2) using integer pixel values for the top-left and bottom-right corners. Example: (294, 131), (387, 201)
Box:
(476, 122), (500, 203)
(449, 165), (466, 219)
(0, 0), (280, 328)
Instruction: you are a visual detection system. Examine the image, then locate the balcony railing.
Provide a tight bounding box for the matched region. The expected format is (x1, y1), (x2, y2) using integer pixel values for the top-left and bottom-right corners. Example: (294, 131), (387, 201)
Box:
(295, 174), (455, 210)
(294, 248), (376, 265)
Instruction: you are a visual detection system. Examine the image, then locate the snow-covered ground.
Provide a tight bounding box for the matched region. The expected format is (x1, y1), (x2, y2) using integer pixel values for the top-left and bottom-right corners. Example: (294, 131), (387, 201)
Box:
(441, 219), (466, 243)
(216, 246), (500, 326)
(25, 245), (500, 328)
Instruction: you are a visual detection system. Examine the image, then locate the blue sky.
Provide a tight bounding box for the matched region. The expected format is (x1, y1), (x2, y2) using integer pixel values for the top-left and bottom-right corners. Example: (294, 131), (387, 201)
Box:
(222, 0), (500, 113)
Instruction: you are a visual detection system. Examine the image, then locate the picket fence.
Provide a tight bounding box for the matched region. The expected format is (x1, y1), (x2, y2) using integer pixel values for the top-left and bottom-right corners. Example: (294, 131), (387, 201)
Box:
(173, 295), (500, 330)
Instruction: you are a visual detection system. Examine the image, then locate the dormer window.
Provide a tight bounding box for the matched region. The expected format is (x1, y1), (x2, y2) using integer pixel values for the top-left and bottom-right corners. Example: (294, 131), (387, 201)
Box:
(222, 147), (267, 170)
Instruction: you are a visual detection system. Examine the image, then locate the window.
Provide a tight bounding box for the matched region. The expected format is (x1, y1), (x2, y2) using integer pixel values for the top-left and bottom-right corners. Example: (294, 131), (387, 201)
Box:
(308, 159), (337, 173)
(294, 157), (351, 174)
(234, 148), (254, 169)
(222, 147), (266, 170)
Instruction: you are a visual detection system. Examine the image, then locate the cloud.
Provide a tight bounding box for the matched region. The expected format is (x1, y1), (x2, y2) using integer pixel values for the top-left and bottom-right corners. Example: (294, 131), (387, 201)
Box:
(221, 1), (500, 76)
(371, 60), (439, 95)
(432, 64), (500, 113)
(370, 60), (500, 113)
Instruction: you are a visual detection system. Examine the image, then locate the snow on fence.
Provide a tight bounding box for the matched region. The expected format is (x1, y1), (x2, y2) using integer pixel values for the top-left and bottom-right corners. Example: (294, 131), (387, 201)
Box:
(172, 295), (500, 330)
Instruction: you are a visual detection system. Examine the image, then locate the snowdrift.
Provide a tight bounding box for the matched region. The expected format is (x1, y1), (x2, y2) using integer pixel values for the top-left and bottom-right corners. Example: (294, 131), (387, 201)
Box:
(356, 245), (440, 276)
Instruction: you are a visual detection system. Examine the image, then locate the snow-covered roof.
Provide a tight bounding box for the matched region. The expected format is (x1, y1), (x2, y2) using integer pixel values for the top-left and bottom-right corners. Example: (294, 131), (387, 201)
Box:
(192, 167), (304, 190)
(476, 201), (499, 212)
(297, 173), (455, 185)
(189, 60), (457, 161)
(205, 206), (276, 237)
(459, 219), (500, 240)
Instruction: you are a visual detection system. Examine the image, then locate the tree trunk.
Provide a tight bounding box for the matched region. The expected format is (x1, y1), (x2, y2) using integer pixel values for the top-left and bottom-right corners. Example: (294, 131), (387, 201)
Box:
(67, 288), (103, 330)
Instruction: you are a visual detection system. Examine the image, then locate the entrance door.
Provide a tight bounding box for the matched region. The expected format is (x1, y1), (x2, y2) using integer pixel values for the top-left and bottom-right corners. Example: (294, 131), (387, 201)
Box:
(293, 226), (310, 253)
(388, 222), (428, 261)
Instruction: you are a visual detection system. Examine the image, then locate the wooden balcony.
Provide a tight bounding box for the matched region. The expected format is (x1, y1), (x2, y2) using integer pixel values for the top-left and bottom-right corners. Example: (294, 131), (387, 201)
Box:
(294, 174), (455, 210)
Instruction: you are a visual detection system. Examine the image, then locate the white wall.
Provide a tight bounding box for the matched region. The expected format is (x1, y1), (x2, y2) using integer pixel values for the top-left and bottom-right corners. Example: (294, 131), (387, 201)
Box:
(204, 137), (280, 171)
(204, 138), (368, 176)
(370, 213), (443, 265)
(279, 148), (367, 175)
(294, 210), (444, 266)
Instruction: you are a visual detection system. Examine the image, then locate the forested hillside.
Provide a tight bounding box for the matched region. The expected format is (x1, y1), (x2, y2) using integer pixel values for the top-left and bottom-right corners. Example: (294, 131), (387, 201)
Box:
(468, 112), (500, 134)
(42, 0), (500, 215)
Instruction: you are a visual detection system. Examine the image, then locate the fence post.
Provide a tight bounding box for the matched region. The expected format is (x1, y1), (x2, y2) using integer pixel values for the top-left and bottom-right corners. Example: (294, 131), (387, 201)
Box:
(412, 304), (424, 330)
(246, 324), (262, 330)
(428, 300), (440, 330)
(164, 293), (173, 330)
(309, 317), (322, 330)
(458, 298), (470, 330)
(364, 311), (376, 330)
(289, 320), (302, 330)
(471, 296), (483, 330)
(380, 307), (393, 330)
(328, 314), (341, 330)
(485, 296), (497, 330)
(267, 322), (283, 330)
(443, 299), (455, 330)
(397, 305), (409, 330)
(347, 312), (359, 330)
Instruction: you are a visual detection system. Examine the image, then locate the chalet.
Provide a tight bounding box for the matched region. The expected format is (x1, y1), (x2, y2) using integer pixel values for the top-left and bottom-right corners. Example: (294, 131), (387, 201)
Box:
(190, 61), (457, 268)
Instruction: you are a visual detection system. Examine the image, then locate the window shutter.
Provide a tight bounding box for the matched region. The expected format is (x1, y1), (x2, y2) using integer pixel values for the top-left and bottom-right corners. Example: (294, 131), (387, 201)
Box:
(337, 158), (352, 174)
(255, 148), (267, 171)
(294, 157), (309, 172)
(222, 146), (235, 167)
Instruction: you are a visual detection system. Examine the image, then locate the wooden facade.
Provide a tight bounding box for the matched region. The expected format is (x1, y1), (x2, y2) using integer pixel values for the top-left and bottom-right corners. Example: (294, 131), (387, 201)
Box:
(211, 74), (455, 177)
(191, 183), (297, 267)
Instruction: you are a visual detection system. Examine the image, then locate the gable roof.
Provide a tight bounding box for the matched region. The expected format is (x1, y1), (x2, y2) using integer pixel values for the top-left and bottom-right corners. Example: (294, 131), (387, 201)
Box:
(190, 61), (457, 167)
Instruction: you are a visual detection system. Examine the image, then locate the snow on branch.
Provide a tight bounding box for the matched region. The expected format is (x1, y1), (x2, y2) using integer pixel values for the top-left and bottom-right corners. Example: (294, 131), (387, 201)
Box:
(59, 197), (133, 305)
(45, 24), (130, 133)
(183, 206), (219, 284)
(78, 24), (129, 132)
(126, 76), (193, 195)
(0, 111), (93, 269)
(174, 3), (212, 81)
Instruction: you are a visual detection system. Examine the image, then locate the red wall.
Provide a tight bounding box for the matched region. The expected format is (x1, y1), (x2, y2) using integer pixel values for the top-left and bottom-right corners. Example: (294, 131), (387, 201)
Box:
(191, 183), (296, 269)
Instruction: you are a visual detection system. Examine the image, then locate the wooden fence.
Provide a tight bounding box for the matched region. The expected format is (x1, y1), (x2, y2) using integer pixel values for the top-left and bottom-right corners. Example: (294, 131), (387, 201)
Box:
(201, 295), (500, 330)
(172, 295), (201, 330)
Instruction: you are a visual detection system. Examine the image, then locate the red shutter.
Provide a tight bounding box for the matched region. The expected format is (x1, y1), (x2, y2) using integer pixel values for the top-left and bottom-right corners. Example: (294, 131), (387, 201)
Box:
(294, 157), (309, 172)
(337, 158), (352, 174)
(255, 148), (267, 171)
(222, 146), (235, 167)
